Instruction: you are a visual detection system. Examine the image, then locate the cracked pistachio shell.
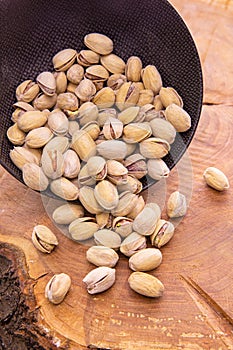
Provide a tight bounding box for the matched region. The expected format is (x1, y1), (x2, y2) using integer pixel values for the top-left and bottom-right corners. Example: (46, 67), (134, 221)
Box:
(69, 217), (99, 241)
(75, 78), (96, 102)
(13, 101), (35, 112)
(10, 146), (39, 170)
(94, 180), (119, 211)
(147, 159), (170, 181)
(128, 272), (164, 298)
(133, 203), (161, 236)
(150, 118), (176, 144)
(45, 273), (71, 304)
(53, 48), (77, 71)
(83, 266), (115, 294)
(107, 73), (127, 91)
(139, 137), (170, 159)
(118, 106), (140, 125)
(124, 154), (147, 179)
(36, 71), (56, 96)
(53, 71), (67, 94)
(97, 140), (127, 160)
(67, 64), (84, 84)
(25, 127), (53, 148)
(123, 122), (152, 143)
(72, 129), (96, 161)
(117, 175), (142, 195)
(50, 177), (79, 201)
(57, 92), (79, 111)
(76, 102), (98, 126)
(79, 186), (103, 214)
(17, 110), (47, 132)
(129, 248), (162, 272)
(85, 64), (109, 82)
(116, 82), (140, 111)
(78, 164), (96, 187)
(120, 232), (147, 257)
(77, 49), (100, 67)
(101, 54), (125, 74)
(159, 87), (183, 108)
(137, 89), (154, 107)
(141, 65), (162, 95)
(203, 167), (229, 191)
(7, 123), (25, 145)
(86, 246), (119, 268)
(22, 163), (48, 191)
(125, 56), (142, 82)
(86, 156), (107, 181)
(112, 216), (133, 238)
(33, 93), (57, 110)
(81, 121), (100, 140)
(32, 225), (58, 253)
(92, 87), (115, 108)
(43, 136), (70, 154)
(41, 148), (64, 179)
(127, 195), (145, 219)
(63, 149), (81, 179)
(94, 229), (121, 250)
(111, 191), (138, 217)
(48, 109), (69, 136)
(16, 80), (40, 103)
(167, 191), (187, 218)
(106, 159), (128, 185)
(52, 203), (84, 225)
(138, 104), (159, 122)
(97, 108), (117, 127)
(96, 212), (113, 229)
(84, 33), (113, 55)
(103, 117), (123, 140)
(165, 104), (191, 132)
(151, 219), (175, 248)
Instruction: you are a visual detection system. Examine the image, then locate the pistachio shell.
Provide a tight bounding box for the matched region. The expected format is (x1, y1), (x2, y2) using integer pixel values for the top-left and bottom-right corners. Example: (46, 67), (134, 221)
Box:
(97, 108), (117, 127)
(165, 104), (191, 132)
(124, 153), (147, 179)
(153, 95), (164, 111)
(117, 175), (142, 194)
(150, 118), (176, 144)
(85, 64), (109, 82)
(107, 74), (127, 91)
(45, 273), (71, 304)
(7, 123), (25, 145)
(112, 216), (133, 238)
(63, 149), (81, 179)
(151, 219), (175, 248)
(159, 87), (183, 108)
(96, 212), (113, 229)
(123, 122), (152, 143)
(83, 266), (115, 294)
(167, 191), (187, 218)
(139, 137), (170, 159)
(203, 167), (230, 191)
(53, 71), (67, 94)
(127, 195), (145, 219)
(41, 149), (64, 179)
(94, 180), (119, 210)
(22, 163), (48, 191)
(116, 82), (140, 111)
(67, 64), (84, 84)
(81, 121), (100, 140)
(94, 229), (121, 250)
(128, 272), (164, 297)
(10, 146), (39, 170)
(101, 54), (125, 74)
(103, 117), (123, 140)
(72, 129), (97, 161)
(37, 71), (56, 96)
(125, 56), (142, 82)
(129, 248), (162, 272)
(16, 80), (40, 103)
(133, 203), (161, 236)
(92, 87), (115, 108)
(141, 65), (162, 94)
(50, 177), (79, 201)
(147, 159), (170, 180)
(86, 246), (119, 267)
(69, 217), (99, 241)
(97, 140), (127, 160)
(25, 127), (53, 148)
(32, 225), (58, 253)
(120, 232), (147, 257)
(86, 156), (107, 180)
(77, 50), (100, 67)
(79, 186), (103, 214)
(57, 92), (79, 111)
(68, 121), (80, 136)
(137, 89), (154, 107)
(52, 204), (84, 225)
(106, 160), (128, 185)
(76, 102), (98, 126)
(75, 78), (96, 102)
(33, 93), (57, 110)
(48, 109), (69, 136)
(53, 48), (77, 71)
(118, 106), (140, 125)
(111, 191), (138, 217)
(84, 33), (113, 55)
(17, 111), (47, 132)
(43, 136), (70, 154)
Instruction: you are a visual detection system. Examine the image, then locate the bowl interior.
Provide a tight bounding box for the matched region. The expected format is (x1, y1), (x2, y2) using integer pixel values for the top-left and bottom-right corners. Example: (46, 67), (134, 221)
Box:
(0, 0), (203, 191)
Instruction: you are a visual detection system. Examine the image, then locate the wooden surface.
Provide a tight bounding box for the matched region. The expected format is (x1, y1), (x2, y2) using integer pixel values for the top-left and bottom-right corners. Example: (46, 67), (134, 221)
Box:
(1, 0), (233, 348)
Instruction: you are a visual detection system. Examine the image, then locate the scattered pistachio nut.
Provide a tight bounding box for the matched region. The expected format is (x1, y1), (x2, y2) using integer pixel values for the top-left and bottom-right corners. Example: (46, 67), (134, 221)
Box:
(128, 248), (162, 272)
(203, 167), (229, 191)
(151, 219), (175, 248)
(45, 273), (71, 304)
(86, 246), (119, 267)
(83, 266), (115, 294)
(32, 225), (58, 253)
(128, 272), (164, 297)
(167, 191), (187, 218)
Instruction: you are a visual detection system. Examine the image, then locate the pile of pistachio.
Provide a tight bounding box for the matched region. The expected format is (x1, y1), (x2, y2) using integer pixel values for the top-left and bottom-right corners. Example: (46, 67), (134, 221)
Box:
(7, 32), (193, 299)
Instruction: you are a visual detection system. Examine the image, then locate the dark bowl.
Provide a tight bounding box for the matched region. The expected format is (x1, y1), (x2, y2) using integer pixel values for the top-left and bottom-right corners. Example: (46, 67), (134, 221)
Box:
(0, 0), (203, 192)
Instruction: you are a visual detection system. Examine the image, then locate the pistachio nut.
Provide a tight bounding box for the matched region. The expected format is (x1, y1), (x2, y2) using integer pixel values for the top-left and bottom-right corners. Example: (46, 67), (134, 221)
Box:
(203, 167), (229, 191)
(77, 49), (100, 67)
(72, 129), (96, 161)
(33, 93), (57, 110)
(13, 101), (35, 112)
(94, 229), (121, 250)
(153, 95), (164, 111)
(22, 163), (49, 191)
(97, 108), (117, 127)
(76, 101), (98, 126)
(137, 89), (154, 107)
(66, 82), (78, 94)
(78, 165), (96, 187)
(7, 123), (25, 145)
(11, 104), (33, 123)
(32, 225), (58, 253)
(92, 87), (115, 108)
(41, 149), (64, 179)
(111, 191), (138, 217)
(150, 118), (176, 144)
(86, 156), (107, 181)
(125, 56), (142, 82)
(16, 80), (40, 103)
(68, 120), (80, 136)
(133, 203), (161, 236)
(23, 144), (42, 164)
(48, 109), (69, 136)
(129, 248), (162, 272)
(25, 127), (53, 148)
(116, 82), (140, 111)
(134, 82), (145, 91)
(52, 203), (84, 225)
(79, 186), (103, 214)
(128, 272), (164, 297)
(101, 54), (125, 74)
(84, 33), (113, 55)
(96, 212), (113, 229)
(53, 71), (67, 94)
(57, 92), (79, 111)
(106, 159), (128, 185)
(120, 232), (147, 257)
(10, 146), (39, 170)
(103, 117), (123, 140)
(67, 64), (84, 84)
(141, 65), (162, 95)
(96, 140), (127, 160)
(167, 191), (187, 218)
(139, 137), (170, 159)
(123, 122), (152, 143)
(36, 71), (56, 96)
(147, 159), (170, 181)
(138, 104), (159, 122)
(43, 136), (69, 154)
(151, 219), (175, 248)
(85, 64), (109, 82)
(75, 78), (96, 102)
(117, 175), (142, 194)
(94, 180), (119, 210)
(118, 106), (140, 125)
(112, 216), (133, 238)
(69, 217), (99, 241)
(50, 177), (79, 201)
(81, 121), (100, 140)
(17, 110), (47, 132)
(83, 266), (115, 294)
(127, 195), (145, 219)
(107, 74), (127, 91)
(86, 246), (119, 268)
(63, 149), (81, 179)
(165, 104), (191, 132)
(52, 48), (77, 71)
(45, 273), (71, 304)
(159, 87), (183, 108)
(124, 153), (147, 179)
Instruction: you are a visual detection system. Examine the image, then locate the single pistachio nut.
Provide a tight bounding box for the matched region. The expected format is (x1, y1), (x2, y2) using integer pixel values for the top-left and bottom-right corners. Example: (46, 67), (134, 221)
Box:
(101, 54), (125, 74)
(78, 165), (96, 187)
(63, 149), (81, 179)
(48, 109), (69, 136)
(69, 217), (99, 241)
(43, 136), (69, 154)
(25, 127), (53, 148)
(85, 64), (109, 82)
(33, 93), (57, 110)
(128, 272), (164, 297)
(120, 232), (147, 257)
(32, 225), (58, 253)
(149, 118), (176, 144)
(52, 203), (84, 225)
(151, 219), (175, 248)
(137, 89), (154, 107)
(167, 191), (187, 218)
(124, 154), (147, 179)
(96, 212), (113, 229)
(86, 246), (119, 268)
(16, 80), (40, 103)
(67, 64), (84, 84)
(45, 273), (71, 304)
(7, 123), (25, 145)
(103, 117), (123, 140)
(94, 229), (121, 250)
(84, 33), (113, 55)
(57, 92), (79, 111)
(22, 163), (48, 191)
(10, 146), (39, 170)
(159, 87), (183, 108)
(112, 216), (133, 238)
(129, 248), (162, 272)
(116, 82), (140, 111)
(165, 104), (191, 132)
(107, 73), (127, 91)
(36, 71), (56, 96)
(141, 65), (162, 95)
(77, 49), (100, 67)
(86, 156), (107, 181)
(125, 56), (142, 82)
(118, 106), (140, 125)
(97, 140), (127, 160)
(111, 191), (138, 217)
(94, 180), (119, 211)
(72, 129), (97, 161)
(17, 110), (47, 132)
(123, 122), (152, 144)
(76, 101), (98, 126)
(147, 159), (170, 181)
(92, 87), (115, 108)
(53, 71), (67, 94)
(79, 186), (103, 214)
(127, 195), (145, 219)
(138, 104), (159, 122)
(117, 175), (142, 195)
(203, 167), (229, 191)
(133, 203), (161, 236)
(139, 137), (170, 159)
(50, 177), (79, 201)
(75, 78), (96, 102)
(41, 148), (64, 179)
(83, 266), (115, 294)
(53, 48), (77, 71)
(106, 159), (128, 186)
